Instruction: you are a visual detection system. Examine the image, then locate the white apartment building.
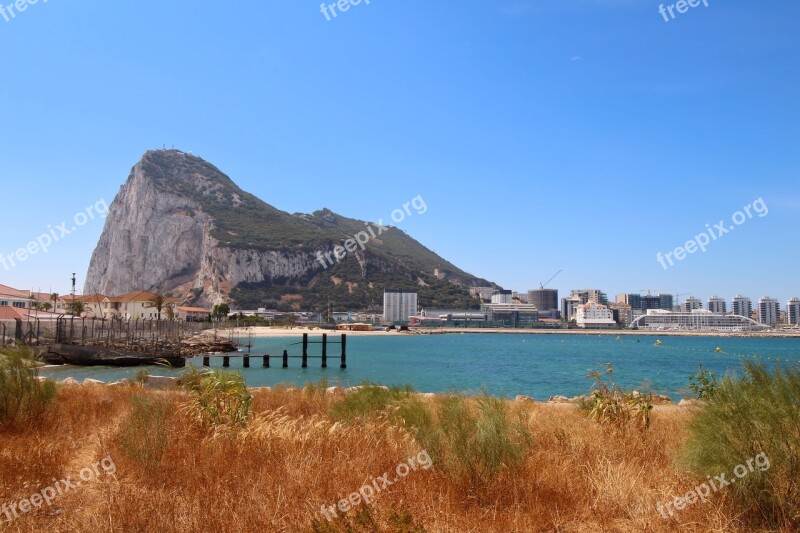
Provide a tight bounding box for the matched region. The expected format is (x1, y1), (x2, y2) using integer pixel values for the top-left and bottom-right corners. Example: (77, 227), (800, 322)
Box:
(758, 296), (779, 327)
(787, 298), (800, 326)
(383, 289), (418, 323)
(707, 296), (727, 314)
(732, 295), (753, 319)
(682, 296), (703, 312)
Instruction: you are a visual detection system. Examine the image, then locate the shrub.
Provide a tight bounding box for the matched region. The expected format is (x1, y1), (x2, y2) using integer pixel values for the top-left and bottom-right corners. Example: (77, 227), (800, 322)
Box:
(584, 363), (652, 431)
(688, 362), (718, 400)
(134, 368), (150, 385)
(303, 378), (330, 396)
(0, 346), (56, 428)
(397, 393), (532, 492)
(181, 367), (252, 430)
(119, 394), (168, 468)
(329, 382), (414, 423)
(681, 361), (800, 529)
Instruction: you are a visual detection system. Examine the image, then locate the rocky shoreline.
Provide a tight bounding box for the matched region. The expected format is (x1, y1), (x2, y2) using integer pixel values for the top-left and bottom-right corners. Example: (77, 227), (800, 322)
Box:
(46, 376), (703, 408)
(40, 331), (238, 368)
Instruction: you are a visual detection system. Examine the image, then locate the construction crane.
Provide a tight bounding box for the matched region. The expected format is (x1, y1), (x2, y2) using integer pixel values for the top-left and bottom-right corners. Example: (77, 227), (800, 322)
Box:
(639, 288), (669, 296)
(540, 270), (562, 290)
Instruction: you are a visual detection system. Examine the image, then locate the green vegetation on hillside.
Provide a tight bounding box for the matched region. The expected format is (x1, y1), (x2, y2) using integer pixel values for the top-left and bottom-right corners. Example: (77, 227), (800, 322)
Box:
(138, 150), (496, 310)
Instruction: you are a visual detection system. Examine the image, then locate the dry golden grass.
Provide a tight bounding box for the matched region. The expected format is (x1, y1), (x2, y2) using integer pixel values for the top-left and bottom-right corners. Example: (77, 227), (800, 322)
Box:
(0, 385), (781, 532)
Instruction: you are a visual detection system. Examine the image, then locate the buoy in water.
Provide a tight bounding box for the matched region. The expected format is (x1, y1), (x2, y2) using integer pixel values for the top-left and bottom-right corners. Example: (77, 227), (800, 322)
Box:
(655, 339), (662, 346)
(716, 347), (722, 353)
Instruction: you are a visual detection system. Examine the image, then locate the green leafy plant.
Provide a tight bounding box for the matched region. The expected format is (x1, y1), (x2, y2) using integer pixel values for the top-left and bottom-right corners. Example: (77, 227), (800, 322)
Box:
(682, 361), (800, 529)
(329, 382), (414, 423)
(585, 363), (652, 431)
(688, 362), (719, 400)
(0, 346), (56, 428)
(181, 367), (252, 430)
(396, 393), (532, 493)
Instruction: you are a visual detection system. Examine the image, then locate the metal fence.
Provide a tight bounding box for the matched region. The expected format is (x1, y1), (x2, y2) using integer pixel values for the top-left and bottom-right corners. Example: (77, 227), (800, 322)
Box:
(1, 317), (213, 353)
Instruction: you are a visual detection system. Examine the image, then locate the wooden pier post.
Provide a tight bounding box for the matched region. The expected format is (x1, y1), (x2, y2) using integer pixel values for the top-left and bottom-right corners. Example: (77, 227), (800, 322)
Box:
(321, 333), (328, 368)
(340, 334), (347, 369)
(243, 355), (250, 368)
(302, 333), (308, 368)
(223, 356), (230, 368)
(203, 356), (210, 367)
(282, 350), (289, 368)
(263, 354), (270, 368)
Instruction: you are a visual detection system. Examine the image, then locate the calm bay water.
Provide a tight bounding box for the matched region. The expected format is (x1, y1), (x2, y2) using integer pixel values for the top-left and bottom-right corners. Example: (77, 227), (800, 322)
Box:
(41, 333), (800, 400)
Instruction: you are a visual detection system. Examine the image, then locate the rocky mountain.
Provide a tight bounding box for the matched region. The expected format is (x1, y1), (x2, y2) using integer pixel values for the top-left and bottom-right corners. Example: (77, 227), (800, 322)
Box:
(84, 150), (498, 311)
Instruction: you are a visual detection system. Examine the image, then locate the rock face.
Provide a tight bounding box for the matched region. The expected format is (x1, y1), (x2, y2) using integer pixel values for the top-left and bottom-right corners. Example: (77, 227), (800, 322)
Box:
(45, 344), (186, 368)
(84, 152), (319, 306)
(85, 150), (496, 309)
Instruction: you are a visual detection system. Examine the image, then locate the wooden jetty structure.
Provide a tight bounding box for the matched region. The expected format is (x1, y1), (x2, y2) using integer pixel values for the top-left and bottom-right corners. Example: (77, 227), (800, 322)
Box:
(202, 333), (347, 369)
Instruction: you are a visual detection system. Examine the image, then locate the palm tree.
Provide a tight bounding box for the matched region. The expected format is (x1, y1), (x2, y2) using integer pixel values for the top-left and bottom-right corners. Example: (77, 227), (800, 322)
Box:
(145, 293), (168, 320)
(165, 302), (175, 321)
(68, 301), (93, 317)
(51, 292), (59, 313)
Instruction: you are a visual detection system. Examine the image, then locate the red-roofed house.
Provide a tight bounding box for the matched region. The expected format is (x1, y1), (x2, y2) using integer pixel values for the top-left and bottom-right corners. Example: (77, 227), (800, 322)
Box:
(175, 306), (211, 322)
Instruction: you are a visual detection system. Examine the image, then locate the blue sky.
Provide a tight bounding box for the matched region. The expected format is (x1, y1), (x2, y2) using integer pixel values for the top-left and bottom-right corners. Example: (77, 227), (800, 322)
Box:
(0, 0), (798, 306)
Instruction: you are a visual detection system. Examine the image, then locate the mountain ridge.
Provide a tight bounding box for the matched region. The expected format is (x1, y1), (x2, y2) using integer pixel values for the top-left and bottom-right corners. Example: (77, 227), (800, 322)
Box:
(84, 149), (498, 312)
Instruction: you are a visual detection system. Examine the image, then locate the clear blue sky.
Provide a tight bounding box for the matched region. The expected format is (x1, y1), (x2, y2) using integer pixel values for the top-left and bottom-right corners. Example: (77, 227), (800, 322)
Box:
(1, 1), (798, 306)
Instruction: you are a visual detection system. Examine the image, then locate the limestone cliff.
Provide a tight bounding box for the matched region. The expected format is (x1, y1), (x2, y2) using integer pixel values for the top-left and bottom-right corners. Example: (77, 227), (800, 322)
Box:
(84, 150), (496, 310)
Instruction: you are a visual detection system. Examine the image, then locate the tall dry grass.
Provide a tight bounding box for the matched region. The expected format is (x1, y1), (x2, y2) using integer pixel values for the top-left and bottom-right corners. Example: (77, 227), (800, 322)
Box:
(0, 382), (785, 532)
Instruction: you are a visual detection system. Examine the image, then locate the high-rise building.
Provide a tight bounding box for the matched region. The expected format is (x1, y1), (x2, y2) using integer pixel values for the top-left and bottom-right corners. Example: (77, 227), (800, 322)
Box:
(708, 296), (727, 314)
(383, 289), (418, 323)
(491, 290), (513, 304)
(618, 293), (642, 309)
(787, 298), (800, 325)
(732, 295), (753, 318)
(570, 289), (608, 305)
(561, 295), (583, 322)
(682, 296), (702, 312)
(757, 296), (779, 327)
(620, 293), (674, 311)
(641, 295), (662, 311)
(528, 289), (558, 313)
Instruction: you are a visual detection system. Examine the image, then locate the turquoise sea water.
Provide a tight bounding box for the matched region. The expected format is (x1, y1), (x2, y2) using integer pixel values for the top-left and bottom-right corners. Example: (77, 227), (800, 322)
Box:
(40, 334), (800, 400)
